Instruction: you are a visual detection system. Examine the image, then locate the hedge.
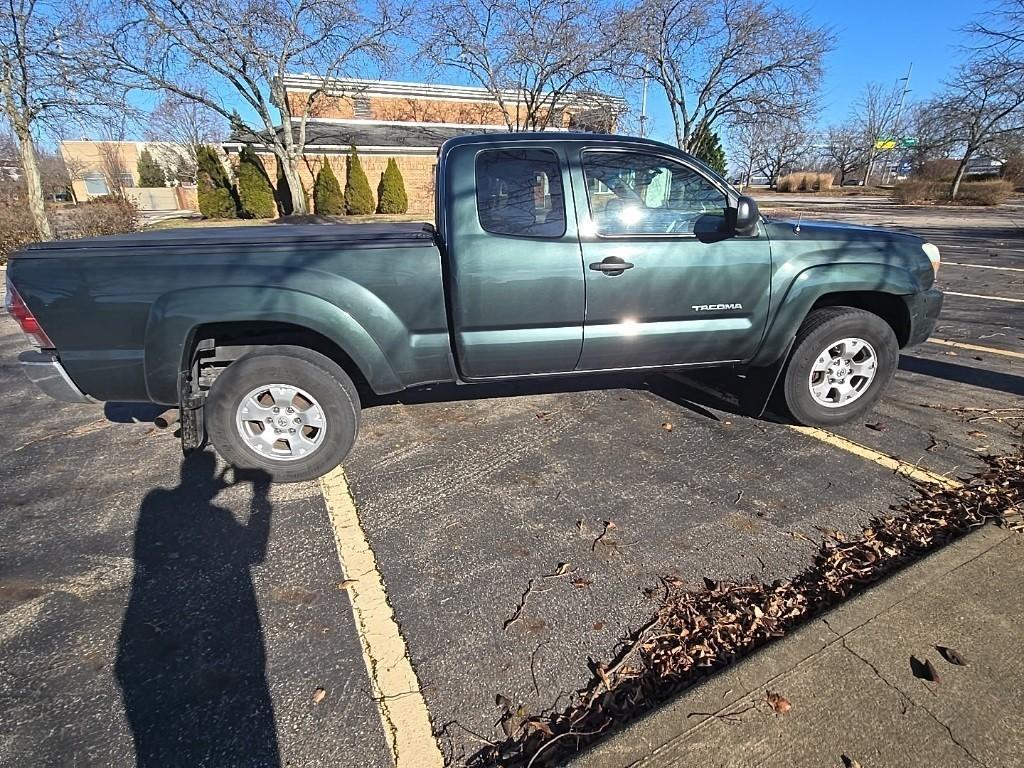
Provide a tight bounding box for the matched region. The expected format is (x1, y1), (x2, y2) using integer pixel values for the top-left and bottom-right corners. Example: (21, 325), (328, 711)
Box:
(376, 158), (408, 214)
(237, 145), (276, 218)
(314, 160), (344, 215)
(344, 145), (374, 215)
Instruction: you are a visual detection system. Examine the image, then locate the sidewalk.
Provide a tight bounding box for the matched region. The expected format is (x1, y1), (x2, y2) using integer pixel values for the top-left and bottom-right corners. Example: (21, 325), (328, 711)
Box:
(574, 525), (1023, 768)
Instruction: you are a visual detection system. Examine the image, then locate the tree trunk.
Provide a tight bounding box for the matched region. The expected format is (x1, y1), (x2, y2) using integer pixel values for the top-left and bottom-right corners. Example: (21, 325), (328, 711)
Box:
(282, 156), (307, 215)
(950, 157), (970, 201)
(14, 127), (53, 240)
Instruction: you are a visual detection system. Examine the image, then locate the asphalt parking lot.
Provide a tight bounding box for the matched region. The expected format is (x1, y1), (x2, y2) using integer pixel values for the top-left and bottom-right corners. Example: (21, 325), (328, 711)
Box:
(1, 206), (1021, 767)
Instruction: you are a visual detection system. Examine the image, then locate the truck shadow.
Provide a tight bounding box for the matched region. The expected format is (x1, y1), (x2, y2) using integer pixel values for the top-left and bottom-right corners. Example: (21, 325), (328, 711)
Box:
(114, 452), (280, 767)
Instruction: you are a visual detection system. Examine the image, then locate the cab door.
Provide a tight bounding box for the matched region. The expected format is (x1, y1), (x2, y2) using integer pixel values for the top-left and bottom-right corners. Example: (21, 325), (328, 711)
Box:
(442, 142), (585, 379)
(571, 147), (772, 371)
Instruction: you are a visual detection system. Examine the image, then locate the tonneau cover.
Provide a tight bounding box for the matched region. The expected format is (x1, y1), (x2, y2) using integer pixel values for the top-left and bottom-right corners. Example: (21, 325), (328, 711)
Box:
(20, 221), (436, 254)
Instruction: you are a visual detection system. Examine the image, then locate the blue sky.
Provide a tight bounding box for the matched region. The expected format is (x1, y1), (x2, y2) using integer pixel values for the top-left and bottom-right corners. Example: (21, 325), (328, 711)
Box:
(638, 0), (981, 144)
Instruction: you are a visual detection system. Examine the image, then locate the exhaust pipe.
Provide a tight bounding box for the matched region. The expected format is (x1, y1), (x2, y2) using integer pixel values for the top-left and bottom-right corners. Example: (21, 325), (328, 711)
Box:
(154, 408), (180, 430)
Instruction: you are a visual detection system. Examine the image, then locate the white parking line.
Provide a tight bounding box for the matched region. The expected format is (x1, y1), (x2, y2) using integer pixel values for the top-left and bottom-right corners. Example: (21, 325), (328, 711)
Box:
(944, 291), (1024, 304)
(319, 467), (444, 768)
(926, 338), (1024, 360)
(944, 262), (1024, 273)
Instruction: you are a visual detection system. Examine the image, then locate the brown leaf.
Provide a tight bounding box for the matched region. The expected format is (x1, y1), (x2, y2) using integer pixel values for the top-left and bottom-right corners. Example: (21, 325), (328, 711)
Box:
(841, 756), (862, 768)
(766, 691), (791, 714)
(572, 577), (592, 589)
(661, 422), (673, 432)
(499, 711), (515, 738)
(526, 718), (553, 736)
(967, 430), (987, 438)
(910, 655), (940, 683)
(592, 621), (605, 631)
(311, 687), (327, 705)
(548, 562), (572, 577)
(495, 693), (511, 710)
(935, 645), (968, 667)
(866, 422), (887, 432)
(336, 579), (357, 590)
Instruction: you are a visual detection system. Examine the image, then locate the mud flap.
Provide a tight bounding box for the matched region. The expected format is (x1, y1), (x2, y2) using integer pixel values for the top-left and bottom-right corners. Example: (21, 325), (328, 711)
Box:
(740, 336), (796, 418)
(180, 393), (206, 454)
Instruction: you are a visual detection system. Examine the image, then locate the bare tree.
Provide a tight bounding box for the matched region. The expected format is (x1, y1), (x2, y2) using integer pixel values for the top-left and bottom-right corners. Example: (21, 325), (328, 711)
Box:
(421, 0), (617, 131)
(754, 118), (808, 188)
(96, 141), (131, 199)
(966, 0), (1024, 58)
(823, 124), (868, 185)
(103, 0), (409, 215)
(615, 0), (833, 151)
(853, 82), (903, 186)
(925, 57), (1024, 199)
(146, 93), (226, 183)
(1, 0), (124, 238)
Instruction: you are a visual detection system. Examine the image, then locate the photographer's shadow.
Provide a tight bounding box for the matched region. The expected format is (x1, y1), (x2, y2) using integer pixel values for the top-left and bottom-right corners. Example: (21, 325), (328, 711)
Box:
(115, 452), (280, 767)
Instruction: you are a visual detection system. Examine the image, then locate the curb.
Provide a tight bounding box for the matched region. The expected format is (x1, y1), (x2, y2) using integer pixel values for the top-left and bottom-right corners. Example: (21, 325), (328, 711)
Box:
(569, 524), (1015, 768)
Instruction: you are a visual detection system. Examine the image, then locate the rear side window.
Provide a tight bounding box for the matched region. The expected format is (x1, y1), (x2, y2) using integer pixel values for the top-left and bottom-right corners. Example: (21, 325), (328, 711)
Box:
(475, 149), (566, 238)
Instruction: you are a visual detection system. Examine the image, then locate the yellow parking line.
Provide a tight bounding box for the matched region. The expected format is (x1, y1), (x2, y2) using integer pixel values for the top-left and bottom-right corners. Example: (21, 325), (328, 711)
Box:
(319, 467), (444, 768)
(789, 426), (961, 489)
(944, 291), (1024, 304)
(926, 338), (1024, 360)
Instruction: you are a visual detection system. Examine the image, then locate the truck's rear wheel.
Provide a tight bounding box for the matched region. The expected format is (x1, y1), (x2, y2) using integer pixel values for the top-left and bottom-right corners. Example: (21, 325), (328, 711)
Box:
(781, 307), (898, 426)
(205, 346), (360, 483)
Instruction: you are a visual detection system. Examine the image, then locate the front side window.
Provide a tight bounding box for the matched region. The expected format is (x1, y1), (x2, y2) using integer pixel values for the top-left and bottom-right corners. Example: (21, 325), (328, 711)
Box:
(582, 151), (727, 236)
(475, 149), (566, 238)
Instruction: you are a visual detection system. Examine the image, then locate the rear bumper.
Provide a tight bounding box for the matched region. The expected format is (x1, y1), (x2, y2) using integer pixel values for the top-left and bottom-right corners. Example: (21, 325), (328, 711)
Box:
(903, 288), (943, 348)
(18, 351), (95, 403)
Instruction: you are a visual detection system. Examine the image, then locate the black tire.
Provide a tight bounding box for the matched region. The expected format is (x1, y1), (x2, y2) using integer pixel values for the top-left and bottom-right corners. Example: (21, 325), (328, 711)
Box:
(780, 307), (899, 426)
(205, 345), (360, 483)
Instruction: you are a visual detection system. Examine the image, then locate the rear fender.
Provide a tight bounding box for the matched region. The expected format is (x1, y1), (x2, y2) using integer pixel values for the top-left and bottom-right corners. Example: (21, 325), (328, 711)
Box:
(143, 286), (404, 404)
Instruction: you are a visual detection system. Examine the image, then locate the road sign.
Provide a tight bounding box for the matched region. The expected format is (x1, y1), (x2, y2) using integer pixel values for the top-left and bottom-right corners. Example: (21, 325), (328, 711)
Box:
(875, 138), (897, 150)
(899, 137), (919, 148)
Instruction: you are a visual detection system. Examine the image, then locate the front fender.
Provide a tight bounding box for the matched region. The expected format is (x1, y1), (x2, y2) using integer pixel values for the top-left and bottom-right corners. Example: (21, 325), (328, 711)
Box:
(143, 286), (404, 404)
(751, 262), (922, 366)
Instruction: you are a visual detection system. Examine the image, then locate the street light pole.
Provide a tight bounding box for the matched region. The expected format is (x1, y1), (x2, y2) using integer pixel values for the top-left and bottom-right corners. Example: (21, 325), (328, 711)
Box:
(883, 63), (913, 186)
(639, 77), (649, 138)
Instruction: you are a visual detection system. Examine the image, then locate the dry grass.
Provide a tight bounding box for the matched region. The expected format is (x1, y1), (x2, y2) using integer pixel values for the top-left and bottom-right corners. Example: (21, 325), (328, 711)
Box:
(894, 179), (1015, 206)
(775, 172), (836, 193)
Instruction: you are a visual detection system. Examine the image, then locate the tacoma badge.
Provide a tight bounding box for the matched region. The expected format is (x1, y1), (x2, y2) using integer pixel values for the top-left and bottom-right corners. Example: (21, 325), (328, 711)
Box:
(691, 303), (744, 312)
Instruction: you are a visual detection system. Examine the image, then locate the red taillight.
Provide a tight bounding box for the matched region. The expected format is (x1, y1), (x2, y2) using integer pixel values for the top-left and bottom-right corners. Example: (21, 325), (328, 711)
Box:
(5, 277), (54, 348)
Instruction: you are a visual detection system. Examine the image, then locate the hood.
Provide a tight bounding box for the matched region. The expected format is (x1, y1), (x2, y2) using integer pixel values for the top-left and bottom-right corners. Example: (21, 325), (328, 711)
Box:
(763, 217), (923, 246)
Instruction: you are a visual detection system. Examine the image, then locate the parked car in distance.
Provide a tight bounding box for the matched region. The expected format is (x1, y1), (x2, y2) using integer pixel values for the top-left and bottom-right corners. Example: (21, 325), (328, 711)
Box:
(8, 132), (943, 482)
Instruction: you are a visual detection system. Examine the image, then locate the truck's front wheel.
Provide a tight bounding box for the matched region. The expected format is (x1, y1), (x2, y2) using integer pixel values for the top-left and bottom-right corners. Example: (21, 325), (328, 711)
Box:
(205, 346), (360, 483)
(781, 307), (898, 426)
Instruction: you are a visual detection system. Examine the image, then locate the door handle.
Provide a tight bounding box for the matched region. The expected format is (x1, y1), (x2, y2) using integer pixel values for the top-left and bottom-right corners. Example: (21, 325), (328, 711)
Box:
(589, 257), (634, 275)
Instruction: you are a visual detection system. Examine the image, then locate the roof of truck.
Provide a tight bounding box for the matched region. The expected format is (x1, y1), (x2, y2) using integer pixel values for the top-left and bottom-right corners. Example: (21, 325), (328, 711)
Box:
(440, 131), (681, 153)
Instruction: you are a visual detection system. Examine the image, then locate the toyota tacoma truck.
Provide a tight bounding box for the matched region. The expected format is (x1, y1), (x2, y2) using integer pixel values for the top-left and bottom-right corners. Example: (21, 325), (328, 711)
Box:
(7, 133), (942, 482)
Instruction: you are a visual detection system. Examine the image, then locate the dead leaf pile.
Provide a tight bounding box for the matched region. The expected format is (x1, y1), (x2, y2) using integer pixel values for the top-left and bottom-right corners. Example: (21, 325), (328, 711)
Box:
(468, 451), (1024, 767)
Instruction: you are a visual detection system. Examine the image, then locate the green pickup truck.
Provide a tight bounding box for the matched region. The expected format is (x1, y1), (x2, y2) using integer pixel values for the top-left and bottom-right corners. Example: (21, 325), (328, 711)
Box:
(7, 133), (942, 482)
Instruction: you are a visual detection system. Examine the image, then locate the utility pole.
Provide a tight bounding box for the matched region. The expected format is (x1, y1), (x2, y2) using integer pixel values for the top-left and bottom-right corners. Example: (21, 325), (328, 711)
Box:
(883, 63), (913, 185)
(639, 77), (649, 138)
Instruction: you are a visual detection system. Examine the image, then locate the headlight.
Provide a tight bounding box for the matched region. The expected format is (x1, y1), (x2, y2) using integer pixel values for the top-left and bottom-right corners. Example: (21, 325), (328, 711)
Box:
(922, 243), (940, 276)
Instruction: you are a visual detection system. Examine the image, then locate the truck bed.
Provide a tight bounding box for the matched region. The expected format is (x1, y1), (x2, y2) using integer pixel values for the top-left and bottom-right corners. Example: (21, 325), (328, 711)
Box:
(10, 221), (452, 404)
(19, 221), (437, 255)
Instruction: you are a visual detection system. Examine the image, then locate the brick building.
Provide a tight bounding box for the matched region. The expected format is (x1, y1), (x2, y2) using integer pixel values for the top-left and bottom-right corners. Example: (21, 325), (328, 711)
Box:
(223, 76), (624, 214)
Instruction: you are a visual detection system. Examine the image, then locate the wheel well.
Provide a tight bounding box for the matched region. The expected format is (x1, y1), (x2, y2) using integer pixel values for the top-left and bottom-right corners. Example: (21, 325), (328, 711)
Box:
(187, 321), (372, 396)
(809, 292), (911, 347)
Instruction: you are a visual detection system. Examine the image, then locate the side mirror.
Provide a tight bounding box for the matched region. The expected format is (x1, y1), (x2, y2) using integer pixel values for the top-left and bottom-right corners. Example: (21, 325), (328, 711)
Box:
(733, 195), (760, 236)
